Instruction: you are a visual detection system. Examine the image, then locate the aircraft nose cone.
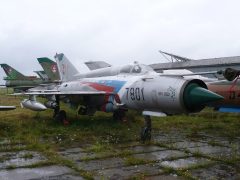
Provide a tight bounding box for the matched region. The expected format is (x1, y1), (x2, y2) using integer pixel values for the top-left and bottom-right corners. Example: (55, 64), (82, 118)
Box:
(184, 83), (223, 112)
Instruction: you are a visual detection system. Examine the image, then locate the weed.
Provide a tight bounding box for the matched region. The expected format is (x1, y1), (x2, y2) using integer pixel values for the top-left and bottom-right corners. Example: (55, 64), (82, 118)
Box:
(21, 153), (34, 159)
(6, 165), (17, 170)
(124, 156), (150, 166)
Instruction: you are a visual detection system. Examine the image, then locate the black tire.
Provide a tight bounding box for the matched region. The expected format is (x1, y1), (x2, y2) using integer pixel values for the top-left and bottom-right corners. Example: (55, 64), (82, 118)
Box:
(55, 110), (67, 123)
(78, 107), (87, 115)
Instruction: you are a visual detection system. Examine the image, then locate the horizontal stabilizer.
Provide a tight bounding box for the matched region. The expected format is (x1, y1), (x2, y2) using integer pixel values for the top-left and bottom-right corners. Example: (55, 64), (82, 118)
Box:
(84, 61), (111, 70)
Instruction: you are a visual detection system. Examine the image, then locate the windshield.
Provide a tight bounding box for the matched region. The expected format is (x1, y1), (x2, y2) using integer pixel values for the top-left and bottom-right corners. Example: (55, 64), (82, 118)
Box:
(120, 64), (154, 74)
(120, 65), (133, 73)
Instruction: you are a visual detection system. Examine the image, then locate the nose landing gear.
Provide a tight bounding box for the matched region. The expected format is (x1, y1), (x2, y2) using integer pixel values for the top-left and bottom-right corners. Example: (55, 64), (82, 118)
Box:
(53, 95), (69, 125)
(140, 115), (152, 143)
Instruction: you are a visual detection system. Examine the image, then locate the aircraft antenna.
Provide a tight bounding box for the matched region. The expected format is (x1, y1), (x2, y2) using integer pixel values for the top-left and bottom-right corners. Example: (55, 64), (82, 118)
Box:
(159, 50), (193, 63)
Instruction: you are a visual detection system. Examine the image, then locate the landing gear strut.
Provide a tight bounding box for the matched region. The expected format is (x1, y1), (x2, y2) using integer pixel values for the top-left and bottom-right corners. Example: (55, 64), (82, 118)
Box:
(140, 115), (152, 142)
(53, 95), (69, 125)
(53, 95), (60, 118)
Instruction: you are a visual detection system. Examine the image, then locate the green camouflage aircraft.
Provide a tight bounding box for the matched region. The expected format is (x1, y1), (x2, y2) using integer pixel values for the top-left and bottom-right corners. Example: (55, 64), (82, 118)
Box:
(0, 64), (44, 91)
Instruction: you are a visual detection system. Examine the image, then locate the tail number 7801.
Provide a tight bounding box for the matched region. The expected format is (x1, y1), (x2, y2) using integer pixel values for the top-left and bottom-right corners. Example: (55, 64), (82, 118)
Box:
(126, 87), (144, 101)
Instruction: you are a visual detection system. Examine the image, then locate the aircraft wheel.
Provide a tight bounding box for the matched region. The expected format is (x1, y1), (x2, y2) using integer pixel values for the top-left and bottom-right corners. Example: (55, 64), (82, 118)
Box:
(55, 110), (69, 125)
(78, 107), (87, 115)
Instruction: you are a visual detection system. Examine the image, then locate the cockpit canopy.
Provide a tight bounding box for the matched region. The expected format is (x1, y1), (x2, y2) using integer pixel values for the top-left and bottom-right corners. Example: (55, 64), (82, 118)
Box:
(120, 64), (154, 75)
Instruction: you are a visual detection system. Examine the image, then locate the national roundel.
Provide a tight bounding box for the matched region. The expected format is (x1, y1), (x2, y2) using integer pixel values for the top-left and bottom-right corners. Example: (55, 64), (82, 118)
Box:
(51, 64), (57, 73)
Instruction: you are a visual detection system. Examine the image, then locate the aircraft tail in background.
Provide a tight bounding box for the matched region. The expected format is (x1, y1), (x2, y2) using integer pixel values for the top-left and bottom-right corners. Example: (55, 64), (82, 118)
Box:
(0, 64), (27, 80)
(37, 57), (60, 81)
(54, 53), (79, 82)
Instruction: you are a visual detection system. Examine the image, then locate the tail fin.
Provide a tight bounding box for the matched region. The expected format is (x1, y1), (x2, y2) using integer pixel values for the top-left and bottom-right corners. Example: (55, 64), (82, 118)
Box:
(34, 70), (49, 81)
(37, 57), (60, 81)
(0, 64), (26, 80)
(54, 53), (79, 82)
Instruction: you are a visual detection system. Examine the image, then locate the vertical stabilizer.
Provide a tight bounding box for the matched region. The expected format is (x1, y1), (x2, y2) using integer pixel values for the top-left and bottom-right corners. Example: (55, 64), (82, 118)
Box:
(0, 64), (26, 80)
(37, 57), (60, 81)
(54, 53), (79, 82)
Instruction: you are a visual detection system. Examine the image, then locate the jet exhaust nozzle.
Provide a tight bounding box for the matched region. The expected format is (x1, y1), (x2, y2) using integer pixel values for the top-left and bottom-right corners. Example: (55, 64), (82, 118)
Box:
(21, 99), (47, 111)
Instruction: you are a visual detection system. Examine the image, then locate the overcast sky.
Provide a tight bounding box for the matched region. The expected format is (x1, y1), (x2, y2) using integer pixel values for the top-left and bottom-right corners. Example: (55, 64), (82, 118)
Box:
(0, 0), (240, 79)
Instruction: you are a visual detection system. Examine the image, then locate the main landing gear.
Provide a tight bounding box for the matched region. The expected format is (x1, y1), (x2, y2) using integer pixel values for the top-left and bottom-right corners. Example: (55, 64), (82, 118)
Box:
(140, 115), (152, 143)
(53, 95), (69, 125)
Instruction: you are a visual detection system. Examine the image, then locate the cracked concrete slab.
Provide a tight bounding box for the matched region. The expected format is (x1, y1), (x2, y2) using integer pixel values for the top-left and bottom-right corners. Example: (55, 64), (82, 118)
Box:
(160, 157), (212, 169)
(190, 164), (240, 180)
(95, 163), (163, 179)
(171, 141), (209, 149)
(58, 148), (97, 161)
(77, 157), (125, 171)
(146, 175), (183, 180)
(0, 130), (238, 180)
(187, 145), (233, 157)
(133, 150), (188, 161)
(0, 150), (46, 169)
(0, 166), (73, 180)
(127, 145), (166, 154)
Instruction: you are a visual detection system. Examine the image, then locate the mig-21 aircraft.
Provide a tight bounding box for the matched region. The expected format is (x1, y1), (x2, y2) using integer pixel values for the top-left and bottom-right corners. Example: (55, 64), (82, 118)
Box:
(0, 64), (45, 91)
(19, 53), (223, 141)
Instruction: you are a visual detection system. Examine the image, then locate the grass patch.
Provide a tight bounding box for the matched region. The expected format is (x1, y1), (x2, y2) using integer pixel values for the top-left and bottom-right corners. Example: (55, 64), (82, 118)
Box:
(124, 156), (151, 166)
(21, 153), (34, 159)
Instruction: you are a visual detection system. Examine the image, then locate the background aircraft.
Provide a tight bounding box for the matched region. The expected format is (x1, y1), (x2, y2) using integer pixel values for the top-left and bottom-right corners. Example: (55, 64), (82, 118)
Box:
(0, 59), (61, 91)
(19, 53), (223, 141)
(0, 64), (43, 91)
(207, 68), (240, 112)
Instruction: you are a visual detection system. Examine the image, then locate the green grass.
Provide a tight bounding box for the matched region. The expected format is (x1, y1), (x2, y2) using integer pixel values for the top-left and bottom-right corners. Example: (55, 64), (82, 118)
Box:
(0, 88), (240, 179)
(124, 156), (151, 166)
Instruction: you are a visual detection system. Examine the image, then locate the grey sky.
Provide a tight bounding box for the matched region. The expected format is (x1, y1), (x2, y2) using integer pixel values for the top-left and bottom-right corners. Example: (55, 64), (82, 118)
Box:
(0, 0), (240, 79)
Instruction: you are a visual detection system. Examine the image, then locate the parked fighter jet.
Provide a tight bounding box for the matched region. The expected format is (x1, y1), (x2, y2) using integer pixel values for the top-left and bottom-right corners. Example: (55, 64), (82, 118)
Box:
(207, 68), (240, 112)
(0, 64), (43, 91)
(19, 53), (223, 141)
